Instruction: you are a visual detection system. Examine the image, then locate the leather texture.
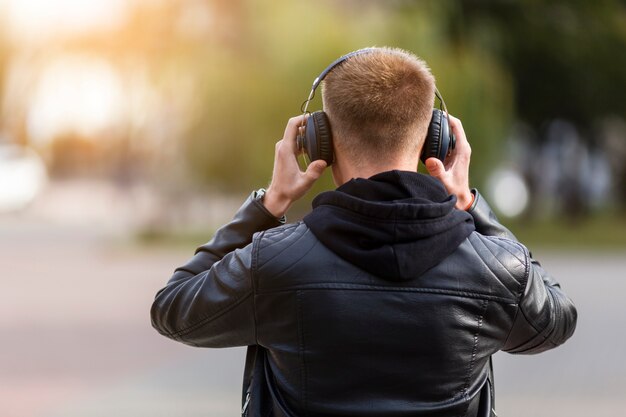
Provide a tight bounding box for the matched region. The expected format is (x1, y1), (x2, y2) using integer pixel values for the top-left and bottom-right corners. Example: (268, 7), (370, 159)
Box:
(152, 189), (577, 417)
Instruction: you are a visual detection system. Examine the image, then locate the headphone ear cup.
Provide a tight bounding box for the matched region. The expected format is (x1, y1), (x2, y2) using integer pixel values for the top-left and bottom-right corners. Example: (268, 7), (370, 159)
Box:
(304, 111), (334, 165)
(421, 109), (451, 163)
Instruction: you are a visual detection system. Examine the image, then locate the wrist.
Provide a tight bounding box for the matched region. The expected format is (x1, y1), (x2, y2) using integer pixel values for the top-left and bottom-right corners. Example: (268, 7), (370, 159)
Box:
(263, 187), (291, 218)
(457, 190), (474, 211)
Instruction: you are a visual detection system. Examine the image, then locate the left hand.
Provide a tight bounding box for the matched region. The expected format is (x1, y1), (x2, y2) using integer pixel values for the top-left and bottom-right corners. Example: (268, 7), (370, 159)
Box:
(263, 115), (327, 217)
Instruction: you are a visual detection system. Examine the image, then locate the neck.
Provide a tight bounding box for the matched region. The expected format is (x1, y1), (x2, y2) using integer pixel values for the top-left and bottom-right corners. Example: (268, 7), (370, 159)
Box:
(332, 156), (419, 186)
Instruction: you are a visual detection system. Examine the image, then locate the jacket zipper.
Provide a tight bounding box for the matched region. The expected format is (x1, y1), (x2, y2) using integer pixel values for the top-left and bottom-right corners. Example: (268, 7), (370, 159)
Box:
(242, 392), (250, 416)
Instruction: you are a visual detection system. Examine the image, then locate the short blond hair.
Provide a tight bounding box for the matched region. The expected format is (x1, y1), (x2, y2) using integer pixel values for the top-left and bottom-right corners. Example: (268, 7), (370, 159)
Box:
(322, 47), (435, 166)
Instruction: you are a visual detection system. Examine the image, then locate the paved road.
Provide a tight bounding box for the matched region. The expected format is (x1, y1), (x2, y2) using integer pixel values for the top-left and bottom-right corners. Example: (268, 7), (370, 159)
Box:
(1, 217), (624, 417)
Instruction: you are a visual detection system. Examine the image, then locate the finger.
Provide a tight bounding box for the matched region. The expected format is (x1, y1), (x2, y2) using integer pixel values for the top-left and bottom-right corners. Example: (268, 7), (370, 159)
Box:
(425, 157), (445, 179)
(287, 114), (306, 128)
(283, 115), (306, 139)
(447, 115), (471, 166)
(304, 160), (327, 182)
(447, 115), (469, 148)
(280, 115), (306, 154)
(275, 138), (290, 161)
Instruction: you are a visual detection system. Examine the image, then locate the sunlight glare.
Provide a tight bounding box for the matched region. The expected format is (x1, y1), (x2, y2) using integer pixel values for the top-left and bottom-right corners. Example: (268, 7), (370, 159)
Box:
(27, 55), (125, 145)
(4, 0), (128, 39)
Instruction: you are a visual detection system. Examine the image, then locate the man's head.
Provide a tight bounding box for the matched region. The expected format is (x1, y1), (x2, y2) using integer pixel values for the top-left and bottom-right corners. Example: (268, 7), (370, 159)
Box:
(321, 47), (435, 176)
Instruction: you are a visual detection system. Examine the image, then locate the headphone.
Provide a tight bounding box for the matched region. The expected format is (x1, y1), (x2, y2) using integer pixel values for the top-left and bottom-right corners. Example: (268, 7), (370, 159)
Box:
(296, 48), (456, 166)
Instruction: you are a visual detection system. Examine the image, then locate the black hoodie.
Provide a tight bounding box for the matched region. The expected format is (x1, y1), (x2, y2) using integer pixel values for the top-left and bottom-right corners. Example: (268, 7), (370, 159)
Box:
(303, 170), (475, 281)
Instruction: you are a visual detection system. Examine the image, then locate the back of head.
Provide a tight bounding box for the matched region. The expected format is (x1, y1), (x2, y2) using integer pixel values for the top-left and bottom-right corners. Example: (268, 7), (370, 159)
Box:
(322, 47), (435, 167)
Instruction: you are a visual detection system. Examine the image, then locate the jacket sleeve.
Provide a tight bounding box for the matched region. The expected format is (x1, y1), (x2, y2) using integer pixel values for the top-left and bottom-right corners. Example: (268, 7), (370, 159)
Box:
(468, 190), (577, 354)
(150, 190), (284, 348)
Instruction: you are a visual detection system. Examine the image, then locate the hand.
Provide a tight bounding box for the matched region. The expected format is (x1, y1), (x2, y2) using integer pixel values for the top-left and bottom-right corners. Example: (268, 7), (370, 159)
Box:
(424, 115), (473, 210)
(263, 115), (327, 217)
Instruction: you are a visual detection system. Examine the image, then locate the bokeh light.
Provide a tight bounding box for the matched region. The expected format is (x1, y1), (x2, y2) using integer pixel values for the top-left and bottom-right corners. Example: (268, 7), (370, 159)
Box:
(488, 168), (530, 218)
(0, 144), (47, 212)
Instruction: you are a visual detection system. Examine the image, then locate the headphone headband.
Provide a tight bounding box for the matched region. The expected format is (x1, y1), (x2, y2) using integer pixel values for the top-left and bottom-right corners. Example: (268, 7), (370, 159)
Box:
(301, 48), (376, 114)
(310, 48), (376, 91)
(301, 47), (446, 114)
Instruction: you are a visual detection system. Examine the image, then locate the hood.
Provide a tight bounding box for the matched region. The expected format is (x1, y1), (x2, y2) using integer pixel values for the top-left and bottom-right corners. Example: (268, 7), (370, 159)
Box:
(303, 170), (475, 281)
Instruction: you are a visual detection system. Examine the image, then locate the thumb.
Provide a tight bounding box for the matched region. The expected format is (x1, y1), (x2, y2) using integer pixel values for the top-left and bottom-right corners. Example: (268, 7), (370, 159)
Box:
(425, 157), (445, 179)
(304, 160), (327, 182)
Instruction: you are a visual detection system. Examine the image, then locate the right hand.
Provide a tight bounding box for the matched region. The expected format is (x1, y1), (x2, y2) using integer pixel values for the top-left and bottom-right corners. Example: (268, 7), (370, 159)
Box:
(263, 115), (327, 217)
(424, 115), (473, 210)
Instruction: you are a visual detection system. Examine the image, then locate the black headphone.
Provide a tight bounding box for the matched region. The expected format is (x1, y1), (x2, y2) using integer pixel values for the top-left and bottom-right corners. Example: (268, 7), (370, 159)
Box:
(296, 48), (456, 166)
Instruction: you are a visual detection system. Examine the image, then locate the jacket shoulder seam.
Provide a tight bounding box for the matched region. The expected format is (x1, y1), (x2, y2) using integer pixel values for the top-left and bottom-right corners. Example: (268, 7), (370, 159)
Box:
(471, 233), (528, 268)
(469, 233), (529, 298)
(256, 223), (310, 268)
(261, 221), (303, 238)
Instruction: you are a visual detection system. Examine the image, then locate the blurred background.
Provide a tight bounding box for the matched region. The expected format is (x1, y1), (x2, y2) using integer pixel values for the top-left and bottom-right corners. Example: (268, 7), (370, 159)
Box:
(1, 1), (624, 416)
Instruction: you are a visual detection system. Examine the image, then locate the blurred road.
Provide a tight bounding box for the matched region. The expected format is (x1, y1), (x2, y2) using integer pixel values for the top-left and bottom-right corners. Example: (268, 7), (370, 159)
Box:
(1, 215), (624, 417)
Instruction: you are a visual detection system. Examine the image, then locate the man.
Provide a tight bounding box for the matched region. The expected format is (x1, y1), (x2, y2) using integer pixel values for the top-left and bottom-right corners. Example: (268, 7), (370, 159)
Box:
(151, 47), (577, 417)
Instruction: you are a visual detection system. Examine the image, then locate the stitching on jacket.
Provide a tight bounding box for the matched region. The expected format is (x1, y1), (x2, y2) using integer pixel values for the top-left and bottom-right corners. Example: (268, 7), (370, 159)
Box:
(518, 296), (547, 334)
(461, 298), (489, 416)
(251, 232), (264, 344)
(259, 237), (321, 284)
(296, 290), (308, 416)
(258, 226), (311, 267)
(466, 236), (517, 300)
(502, 248), (531, 349)
(171, 291), (253, 339)
(469, 232), (528, 272)
(545, 286), (563, 346)
(470, 234), (525, 296)
(485, 236), (528, 265)
(507, 338), (557, 354)
(256, 223), (303, 258)
(505, 313), (558, 353)
(506, 331), (552, 354)
(257, 284), (515, 303)
(262, 222), (302, 240)
(264, 220), (301, 234)
(474, 236), (519, 279)
(507, 283), (560, 353)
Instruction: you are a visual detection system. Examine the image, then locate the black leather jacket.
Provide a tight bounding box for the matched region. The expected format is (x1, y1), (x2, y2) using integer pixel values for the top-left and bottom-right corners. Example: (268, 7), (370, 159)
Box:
(151, 173), (577, 417)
